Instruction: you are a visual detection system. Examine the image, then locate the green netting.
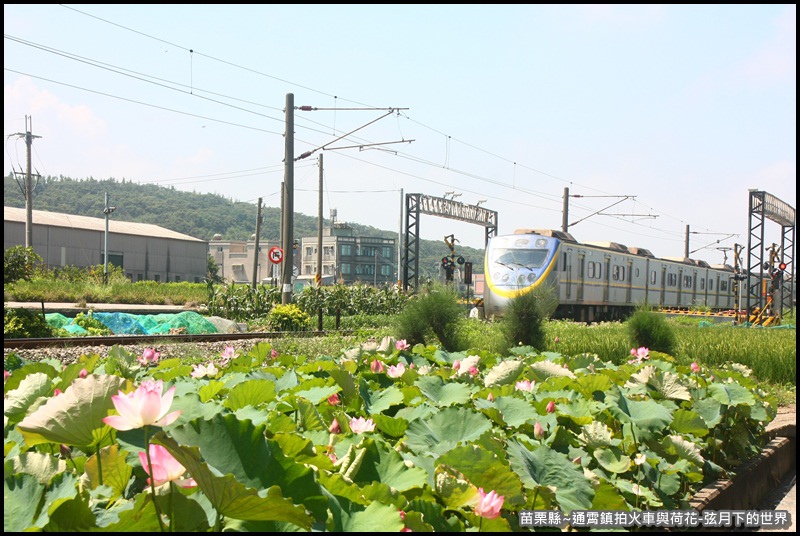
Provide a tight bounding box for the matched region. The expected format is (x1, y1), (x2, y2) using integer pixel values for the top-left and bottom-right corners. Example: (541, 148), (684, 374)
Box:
(44, 311), (219, 335)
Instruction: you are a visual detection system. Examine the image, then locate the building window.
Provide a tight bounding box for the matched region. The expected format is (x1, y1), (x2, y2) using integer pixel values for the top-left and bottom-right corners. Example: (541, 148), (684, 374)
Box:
(341, 263), (351, 275)
(341, 244), (352, 256)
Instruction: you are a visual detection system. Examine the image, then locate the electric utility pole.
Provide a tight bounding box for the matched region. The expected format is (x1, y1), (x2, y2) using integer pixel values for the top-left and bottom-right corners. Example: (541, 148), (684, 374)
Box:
(252, 197), (263, 290)
(10, 116), (41, 248)
(282, 94), (295, 304)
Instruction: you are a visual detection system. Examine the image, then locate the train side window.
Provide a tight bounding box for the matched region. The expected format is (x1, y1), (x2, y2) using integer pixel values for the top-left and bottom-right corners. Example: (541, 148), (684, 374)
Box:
(612, 265), (620, 281)
(634, 268), (639, 278)
(720, 280), (728, 291)
(709, 279), (713, 290)
(683, 275), (692, 288)
(650, 270), (657, 284)
(588, 262), (596, 279)
(700, 278), (705, 290)
(620, 266), (626, 281)
(667, 273), (677, 287)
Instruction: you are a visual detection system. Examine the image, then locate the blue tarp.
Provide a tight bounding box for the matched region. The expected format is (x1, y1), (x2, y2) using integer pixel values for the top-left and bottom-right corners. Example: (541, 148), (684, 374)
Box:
(45, 311), (219, 335)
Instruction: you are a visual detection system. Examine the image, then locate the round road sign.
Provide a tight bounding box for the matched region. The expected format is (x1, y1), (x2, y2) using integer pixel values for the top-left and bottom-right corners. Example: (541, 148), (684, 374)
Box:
(268, 246), (284, 264)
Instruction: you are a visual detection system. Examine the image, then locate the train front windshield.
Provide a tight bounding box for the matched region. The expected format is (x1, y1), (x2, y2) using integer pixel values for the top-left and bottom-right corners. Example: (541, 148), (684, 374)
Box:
(491, 248), (550, 268)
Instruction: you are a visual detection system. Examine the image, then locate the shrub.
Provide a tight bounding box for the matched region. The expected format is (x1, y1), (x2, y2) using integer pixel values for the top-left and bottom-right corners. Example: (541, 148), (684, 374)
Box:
(501, 284), (556, 350)
(4, 246), (42, 284)
(3, 306), (55, 338)
(393, 283), (465, 351)
(626, 305), (677, 355)
(266, 303), (312, 331)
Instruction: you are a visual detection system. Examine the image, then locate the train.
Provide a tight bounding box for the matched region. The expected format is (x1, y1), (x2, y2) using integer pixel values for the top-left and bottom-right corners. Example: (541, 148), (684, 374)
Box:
(481, 228), (785, 323)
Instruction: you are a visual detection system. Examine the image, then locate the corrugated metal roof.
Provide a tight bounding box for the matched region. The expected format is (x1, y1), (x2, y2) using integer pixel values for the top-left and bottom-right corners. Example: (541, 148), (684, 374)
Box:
(4, 206), (205, 242)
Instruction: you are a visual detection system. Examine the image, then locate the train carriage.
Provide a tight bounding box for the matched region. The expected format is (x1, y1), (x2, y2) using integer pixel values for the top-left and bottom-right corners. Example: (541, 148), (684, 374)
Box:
(483, 229), (744, 322)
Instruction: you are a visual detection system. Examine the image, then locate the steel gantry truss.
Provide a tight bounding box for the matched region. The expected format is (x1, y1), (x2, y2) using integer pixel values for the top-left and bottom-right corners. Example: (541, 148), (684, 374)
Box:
(402, 193), (498, 295)
(746, 190), (795, 320)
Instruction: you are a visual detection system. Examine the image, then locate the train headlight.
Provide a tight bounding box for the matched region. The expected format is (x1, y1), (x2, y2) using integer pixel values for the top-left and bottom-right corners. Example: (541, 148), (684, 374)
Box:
(527, 273), (538, 283)
(501, 273), (510, 283)
(535, 239), (548, 247)
(517, 274), (527, 285)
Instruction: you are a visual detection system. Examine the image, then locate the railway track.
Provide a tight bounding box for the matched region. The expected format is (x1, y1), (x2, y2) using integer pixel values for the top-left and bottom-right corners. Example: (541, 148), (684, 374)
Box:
(3, 330), (344, 350)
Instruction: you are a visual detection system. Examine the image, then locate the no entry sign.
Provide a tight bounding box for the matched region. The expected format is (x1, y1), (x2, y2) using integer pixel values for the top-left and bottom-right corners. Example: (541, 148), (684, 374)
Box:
(268, 246), (284, 264)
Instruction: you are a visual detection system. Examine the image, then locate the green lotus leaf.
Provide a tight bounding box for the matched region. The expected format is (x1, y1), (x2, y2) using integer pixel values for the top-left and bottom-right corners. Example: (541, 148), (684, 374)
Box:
(325, 493), (405, 532)
(627, 367), (691, 401)
(557, 399), (602, 426)
(197, 380), (226, 402)
(670, 409), (709, 437)
(4, 372), (53, 423)
(506, 440), (594, 513)
(433, 465), (477, 507)
(590, 481), (630, 511)
(4, 472), (45, 532)
(483, 360), (524, 387)
(327, 368), (357, 402)
(475, 396), (537, 428)
(222, 379), (276, 410)
(360, 381), (404, 415)
(531, 360), (576, 380)
(693, 397), (723, 427)
(83, 444), (132, 500)
(438, 444), (524, 503)
(296, 397), (326, 431)
(708, 382), (755, 407)
(593, 447), (631, 474)
(153, 433), (313, 528)
(579, 421), (616, 449)
(407, 497), (465, 531)
(17, 374), (126, 448)
(574, 373), (614, 398)
(344, 436), (428, 491)
(605, 386), (673, 432)
(661, 434), (705, 466)
(415, 375), (472, 407)
(8, 451), (67, 485)
(370, 413), (409, 438)
(405, 407), (492, 456)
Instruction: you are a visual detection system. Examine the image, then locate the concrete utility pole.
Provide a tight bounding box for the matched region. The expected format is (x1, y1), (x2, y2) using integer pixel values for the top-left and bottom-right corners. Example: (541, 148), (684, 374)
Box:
(281, 93), (295, 304)
(252, 197), (263, 289)
(103, 192), (116, 285)
(10, 116), (41, 248)
(317, 153), (323, 285)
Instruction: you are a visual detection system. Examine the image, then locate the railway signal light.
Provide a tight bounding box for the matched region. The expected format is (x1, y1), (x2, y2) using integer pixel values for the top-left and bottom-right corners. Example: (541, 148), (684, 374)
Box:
(778, 262), (787, 271)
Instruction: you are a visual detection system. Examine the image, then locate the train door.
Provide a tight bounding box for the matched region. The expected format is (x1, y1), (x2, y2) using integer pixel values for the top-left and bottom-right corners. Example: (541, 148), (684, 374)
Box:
(626, 259), (633, 304)
(563, 250), (572, 300)
(660, 266), (667, 305)
(577, 253), (585, 302)
(677, 268), (684, 305)
(603, 256), (611, 303)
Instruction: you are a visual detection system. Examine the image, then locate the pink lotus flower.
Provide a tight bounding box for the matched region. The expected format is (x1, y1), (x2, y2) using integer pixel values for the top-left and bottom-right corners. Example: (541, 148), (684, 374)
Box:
(102, 379), (181, 431)
(221, 346), (236, 360)
(327, 393), (341, 405)
(4, 370), (9, 382)
(468, 366), (479, 377)
(691, 362), (700, 373)
(487, 392), (495, 402)
(628, 347), (650, 365)
(349, 416), (376, 434)
(138, 443), (197, 488)
(554, 336), (560, 343)
(546, 400), (556, 413)
(395, 339), (411, 351)
(329, 418), (341, 434)
(534, 421), (545, 440)
(79, 368), (89, 379)
(270, 348), (278, 359)
(191, 362), (219, 379)
(53, 388), (63, 396)
(452, 360), (461, 371)
(137, 348), (161, 366)
(474, 488), (504, 519)
(515, 379), (533, 392)
(387, 363), (406, 378)
(370, 359), (385, 373)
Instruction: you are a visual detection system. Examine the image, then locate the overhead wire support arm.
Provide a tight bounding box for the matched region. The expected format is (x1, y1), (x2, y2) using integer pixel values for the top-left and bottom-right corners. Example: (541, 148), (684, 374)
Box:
(326, 139), (415, 152)
(568, 196), (634, 228)
(294, 108), (406, 161)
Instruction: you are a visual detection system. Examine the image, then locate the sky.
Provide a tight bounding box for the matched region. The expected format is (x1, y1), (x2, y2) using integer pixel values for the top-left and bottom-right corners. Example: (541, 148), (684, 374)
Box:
(4, 4), (796, 266)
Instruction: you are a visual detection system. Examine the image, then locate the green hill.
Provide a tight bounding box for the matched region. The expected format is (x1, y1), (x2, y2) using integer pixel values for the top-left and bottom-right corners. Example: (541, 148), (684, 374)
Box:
(4, 174), (484, 278)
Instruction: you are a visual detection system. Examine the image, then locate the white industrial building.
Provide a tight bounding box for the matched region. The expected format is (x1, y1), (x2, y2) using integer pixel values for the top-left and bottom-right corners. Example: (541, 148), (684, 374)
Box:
(4, 206), (208, 282)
